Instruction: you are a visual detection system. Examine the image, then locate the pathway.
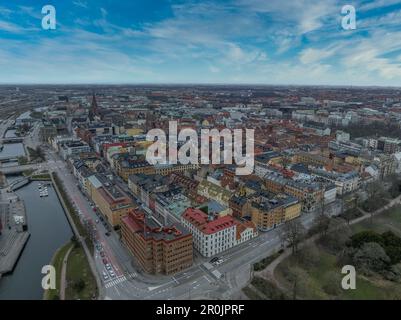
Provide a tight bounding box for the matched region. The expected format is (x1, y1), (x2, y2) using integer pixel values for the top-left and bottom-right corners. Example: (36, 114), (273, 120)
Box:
(60, 246), (73, 300)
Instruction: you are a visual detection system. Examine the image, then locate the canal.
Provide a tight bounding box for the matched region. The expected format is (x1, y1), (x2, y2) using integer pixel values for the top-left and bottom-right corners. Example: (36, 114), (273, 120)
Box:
(0, 177), (73, 300)
(0, 129), (26, 167)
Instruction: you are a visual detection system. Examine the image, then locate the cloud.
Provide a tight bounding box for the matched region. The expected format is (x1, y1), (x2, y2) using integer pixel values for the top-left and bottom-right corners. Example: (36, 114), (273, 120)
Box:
(73, 0), (88, 9)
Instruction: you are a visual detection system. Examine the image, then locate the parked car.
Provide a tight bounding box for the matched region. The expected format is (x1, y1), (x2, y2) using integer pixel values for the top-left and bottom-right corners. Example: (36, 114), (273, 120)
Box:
(210, 257), (219, 263)
(100, 251), (105, 257)
(102, 258), (108, 265)
(109, 270), (116, 278)
(105, 264), (112, 270)
(105, 232), (111, 237)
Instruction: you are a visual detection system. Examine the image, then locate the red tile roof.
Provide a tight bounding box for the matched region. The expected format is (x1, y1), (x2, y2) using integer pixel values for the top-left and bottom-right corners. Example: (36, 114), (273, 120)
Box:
(182, 208), (235, 235)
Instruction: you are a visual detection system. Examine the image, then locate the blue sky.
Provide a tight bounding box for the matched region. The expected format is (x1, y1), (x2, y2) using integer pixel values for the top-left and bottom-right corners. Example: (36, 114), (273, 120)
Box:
(1, 0), (401, 85)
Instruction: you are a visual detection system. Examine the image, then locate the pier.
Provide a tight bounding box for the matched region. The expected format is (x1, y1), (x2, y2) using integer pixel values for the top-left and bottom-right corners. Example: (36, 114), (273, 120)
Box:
(0, 173), (30, 276)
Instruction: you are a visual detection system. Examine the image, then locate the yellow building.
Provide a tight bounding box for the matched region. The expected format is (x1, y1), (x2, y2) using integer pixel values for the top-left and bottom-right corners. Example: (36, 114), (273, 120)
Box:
(88, 175), (134, 227)
(245, 193), (301, 231)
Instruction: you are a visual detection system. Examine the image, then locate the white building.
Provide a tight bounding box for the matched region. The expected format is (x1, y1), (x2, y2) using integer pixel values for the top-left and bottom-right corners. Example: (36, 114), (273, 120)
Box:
(181, 208), (257, 257)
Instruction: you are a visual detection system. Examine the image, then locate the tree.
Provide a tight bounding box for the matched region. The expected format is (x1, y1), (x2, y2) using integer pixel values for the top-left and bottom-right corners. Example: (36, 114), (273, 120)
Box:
(320, 218), (351, 253)
(73, 278), (86, 293)
(310, 213), (330, 237)
(281, 219), (305, 255)
(353, 242), (391, 274)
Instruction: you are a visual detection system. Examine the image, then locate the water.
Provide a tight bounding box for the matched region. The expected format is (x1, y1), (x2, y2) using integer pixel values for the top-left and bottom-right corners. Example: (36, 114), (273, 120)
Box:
(0, 179), (73, 300)
(0, 143), (25, 158)
(4, 130), (17, 138)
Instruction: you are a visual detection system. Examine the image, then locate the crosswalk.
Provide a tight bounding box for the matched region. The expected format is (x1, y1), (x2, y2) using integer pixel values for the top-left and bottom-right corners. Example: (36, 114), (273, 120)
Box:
(105, 272), (137, 288)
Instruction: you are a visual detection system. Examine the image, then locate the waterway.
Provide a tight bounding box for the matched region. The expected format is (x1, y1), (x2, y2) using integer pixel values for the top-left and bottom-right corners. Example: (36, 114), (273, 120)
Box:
(0, 177), (73, 299)
(0, 129), (25, 167)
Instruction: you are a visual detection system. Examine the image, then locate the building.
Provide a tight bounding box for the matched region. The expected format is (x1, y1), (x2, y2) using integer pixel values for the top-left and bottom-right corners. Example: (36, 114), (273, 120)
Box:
(197, 180), (233, 207)
(59, 140), (91, 160)
(154, 187), (192, 224)
(88, 175), (134, 227)
(181, 208), (257, 257)
(245, 192), (301, 231)
(263, 173), (324, 213)
(121, 209), (193, 275)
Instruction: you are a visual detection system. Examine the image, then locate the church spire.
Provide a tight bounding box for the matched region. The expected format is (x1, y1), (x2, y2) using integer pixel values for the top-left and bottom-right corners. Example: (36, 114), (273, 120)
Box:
(89, 93), (98, 121)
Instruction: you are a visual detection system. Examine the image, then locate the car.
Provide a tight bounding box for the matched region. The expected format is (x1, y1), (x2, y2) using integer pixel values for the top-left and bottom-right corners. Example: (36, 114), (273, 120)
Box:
(96, 219), (99, 223)
(103, 274), (109, 281)
(105, 232), (111, 237)
(216, 258), (224, 265)
(210, 257), (219, 263)
(100, 251), (105, 257)
(109, 271), (116, 278)
(102, 258), (108, 264)
(105, 264), (112, 270)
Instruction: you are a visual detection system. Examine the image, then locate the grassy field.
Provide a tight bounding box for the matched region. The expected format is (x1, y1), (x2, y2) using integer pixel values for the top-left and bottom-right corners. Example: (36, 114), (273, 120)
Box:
(65, 245), (98, 300)
(351, 205), (401, 236)
(244, 205), (401, 300)
(43, 242), (73, 300)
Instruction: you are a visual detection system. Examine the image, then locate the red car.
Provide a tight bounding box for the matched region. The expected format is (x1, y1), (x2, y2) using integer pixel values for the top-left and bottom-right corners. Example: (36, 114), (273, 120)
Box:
(102, 258), (108, 264)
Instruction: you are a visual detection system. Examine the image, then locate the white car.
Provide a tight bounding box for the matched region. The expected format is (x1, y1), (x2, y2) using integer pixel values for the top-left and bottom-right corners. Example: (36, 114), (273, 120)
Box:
(109, 270), (116, 278)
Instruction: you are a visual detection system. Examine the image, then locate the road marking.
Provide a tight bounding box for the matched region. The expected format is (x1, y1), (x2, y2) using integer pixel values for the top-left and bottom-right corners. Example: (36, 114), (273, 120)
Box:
(105, 275), (127, 288)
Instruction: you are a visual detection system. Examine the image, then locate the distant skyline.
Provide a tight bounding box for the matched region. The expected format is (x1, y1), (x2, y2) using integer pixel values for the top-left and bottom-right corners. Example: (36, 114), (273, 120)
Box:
(1, 1), (401, 86)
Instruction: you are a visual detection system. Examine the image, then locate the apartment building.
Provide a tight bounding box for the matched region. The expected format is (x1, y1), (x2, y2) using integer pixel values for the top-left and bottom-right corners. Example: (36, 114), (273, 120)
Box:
(181, 208), (257, 257)
(87, 175), (134, 227)
(121, 209), (193, 275)
(245, 192), (301, 231)
(197, 180), (233, 207)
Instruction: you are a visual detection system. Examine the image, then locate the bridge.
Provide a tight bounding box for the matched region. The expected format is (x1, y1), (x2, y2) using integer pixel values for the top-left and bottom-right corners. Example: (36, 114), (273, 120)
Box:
(0, 137), (24, 144)
(0, 156), (19, 163)
(0, 163), (41, 175)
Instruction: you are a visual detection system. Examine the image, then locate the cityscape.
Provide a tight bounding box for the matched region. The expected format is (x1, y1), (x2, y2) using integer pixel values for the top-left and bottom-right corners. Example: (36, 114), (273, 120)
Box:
(1, 0), (401, 305)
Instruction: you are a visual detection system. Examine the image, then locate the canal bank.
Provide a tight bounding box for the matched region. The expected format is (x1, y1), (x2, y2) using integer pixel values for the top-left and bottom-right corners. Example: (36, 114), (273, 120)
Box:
(0, 177), (73, 299)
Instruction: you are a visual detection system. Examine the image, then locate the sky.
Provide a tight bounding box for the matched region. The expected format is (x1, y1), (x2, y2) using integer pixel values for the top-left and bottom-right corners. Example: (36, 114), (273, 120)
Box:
(1, 0), (401, 86)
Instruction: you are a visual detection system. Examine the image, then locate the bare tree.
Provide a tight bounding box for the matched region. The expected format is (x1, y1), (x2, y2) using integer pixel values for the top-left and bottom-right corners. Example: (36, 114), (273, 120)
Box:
(281, 219), (306, 255)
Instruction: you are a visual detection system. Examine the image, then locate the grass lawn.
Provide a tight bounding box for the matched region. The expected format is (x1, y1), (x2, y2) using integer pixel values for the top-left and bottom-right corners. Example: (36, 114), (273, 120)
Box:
(65, 245), (98, 300)
(273, 206), (401, 300)
(351, 205), (401, 236)
(275, 245), (401, 300)
(43, 242), (73, 300)
(242, 286), (264, 300)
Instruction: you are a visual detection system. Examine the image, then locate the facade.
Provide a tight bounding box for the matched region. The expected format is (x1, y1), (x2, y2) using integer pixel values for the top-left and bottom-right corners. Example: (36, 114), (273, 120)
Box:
(197, 180), (233, 206)
(181, 208), (257, 257)
(245, 193), (301, 231)
(121, 209), (193, 275)
(59, 140), (91, 160)
(88, 175), (134, 227)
